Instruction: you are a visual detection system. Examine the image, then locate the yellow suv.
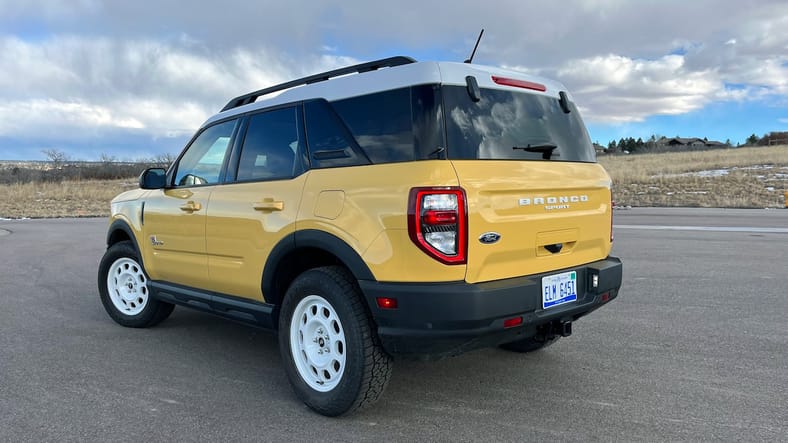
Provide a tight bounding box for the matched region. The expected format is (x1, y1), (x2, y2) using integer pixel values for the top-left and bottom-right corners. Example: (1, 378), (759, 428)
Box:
(98, 56), (622, 416)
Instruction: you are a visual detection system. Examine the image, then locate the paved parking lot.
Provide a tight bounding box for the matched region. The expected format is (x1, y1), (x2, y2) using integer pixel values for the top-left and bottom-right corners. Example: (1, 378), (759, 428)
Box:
(1, 210), (786, 441)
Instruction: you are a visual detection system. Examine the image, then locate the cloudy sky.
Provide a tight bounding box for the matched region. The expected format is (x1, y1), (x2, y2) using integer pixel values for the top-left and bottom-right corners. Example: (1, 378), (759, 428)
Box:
(0, 0), (786, 160)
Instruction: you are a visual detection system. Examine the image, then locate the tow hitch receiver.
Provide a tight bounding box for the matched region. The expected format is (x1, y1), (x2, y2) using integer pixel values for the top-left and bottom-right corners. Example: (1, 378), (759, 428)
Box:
(560, 321), (572, 337)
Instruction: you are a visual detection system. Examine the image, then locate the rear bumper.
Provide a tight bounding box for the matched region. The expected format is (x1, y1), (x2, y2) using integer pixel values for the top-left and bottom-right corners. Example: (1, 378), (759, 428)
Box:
(359, 257), (622, 359)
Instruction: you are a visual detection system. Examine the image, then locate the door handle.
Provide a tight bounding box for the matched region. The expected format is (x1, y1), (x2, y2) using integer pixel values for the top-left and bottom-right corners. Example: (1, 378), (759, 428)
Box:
(179, 201), (202, 212)
(253, 199), (284, 211)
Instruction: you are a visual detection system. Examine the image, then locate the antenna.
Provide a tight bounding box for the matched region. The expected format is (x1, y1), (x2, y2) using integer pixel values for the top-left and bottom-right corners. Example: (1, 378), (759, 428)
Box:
(464, 29), (484, 64)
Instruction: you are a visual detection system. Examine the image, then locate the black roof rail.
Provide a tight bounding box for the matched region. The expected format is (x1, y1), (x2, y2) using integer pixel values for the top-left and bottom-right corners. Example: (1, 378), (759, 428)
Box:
(220, 56), (417, 112)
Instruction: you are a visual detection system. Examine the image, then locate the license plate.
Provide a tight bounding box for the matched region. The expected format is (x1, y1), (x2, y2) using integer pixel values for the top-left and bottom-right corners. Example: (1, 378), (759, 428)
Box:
(542, 270), (577, 309)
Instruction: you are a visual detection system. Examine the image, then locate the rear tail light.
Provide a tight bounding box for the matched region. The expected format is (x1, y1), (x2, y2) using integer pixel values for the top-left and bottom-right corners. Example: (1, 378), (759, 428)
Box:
(408, 187), (467, 265)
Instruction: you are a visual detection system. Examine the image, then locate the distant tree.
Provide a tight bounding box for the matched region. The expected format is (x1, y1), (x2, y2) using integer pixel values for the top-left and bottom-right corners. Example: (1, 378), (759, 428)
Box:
(151, 152), (176, 167)
(608, 140), (617, 152)
(42, 148), (69, 166)
(746, 133), (759, 145)
(99, 153), (117, 163)
(725, 138), (731, 146)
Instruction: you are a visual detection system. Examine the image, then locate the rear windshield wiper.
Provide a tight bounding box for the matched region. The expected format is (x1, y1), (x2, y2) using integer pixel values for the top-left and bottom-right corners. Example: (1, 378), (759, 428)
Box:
(513, 143), (558, 160)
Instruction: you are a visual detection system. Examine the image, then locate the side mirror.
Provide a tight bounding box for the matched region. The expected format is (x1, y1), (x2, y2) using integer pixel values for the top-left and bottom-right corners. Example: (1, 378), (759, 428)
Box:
(139, 168), (167, 189)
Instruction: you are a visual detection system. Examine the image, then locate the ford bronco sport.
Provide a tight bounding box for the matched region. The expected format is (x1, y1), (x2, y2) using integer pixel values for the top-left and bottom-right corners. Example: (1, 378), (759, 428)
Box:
(98, 56), (622, 416)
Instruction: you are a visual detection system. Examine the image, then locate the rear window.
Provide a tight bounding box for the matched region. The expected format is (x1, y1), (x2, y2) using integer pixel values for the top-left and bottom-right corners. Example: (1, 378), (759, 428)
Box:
(443, 85), (595, 162)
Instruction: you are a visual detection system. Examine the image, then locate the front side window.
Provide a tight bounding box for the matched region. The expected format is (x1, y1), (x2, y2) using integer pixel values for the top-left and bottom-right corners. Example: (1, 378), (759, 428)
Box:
(173, 119), (237, 186)
(236, 107), (302, 182)
(443, 86), (595, 162)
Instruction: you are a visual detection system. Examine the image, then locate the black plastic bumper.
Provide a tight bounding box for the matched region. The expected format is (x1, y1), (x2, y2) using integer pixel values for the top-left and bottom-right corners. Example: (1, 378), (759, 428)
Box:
(359, 257), (622, 359)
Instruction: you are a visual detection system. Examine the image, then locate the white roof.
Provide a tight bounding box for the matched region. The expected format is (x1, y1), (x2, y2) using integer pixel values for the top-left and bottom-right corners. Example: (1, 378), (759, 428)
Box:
(203, 60), (570, 128)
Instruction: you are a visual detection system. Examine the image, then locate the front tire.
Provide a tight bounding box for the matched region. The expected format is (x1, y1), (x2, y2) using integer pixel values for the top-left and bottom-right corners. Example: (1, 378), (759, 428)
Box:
(97, 240), (174, 328)
(279, 266), (392, 416)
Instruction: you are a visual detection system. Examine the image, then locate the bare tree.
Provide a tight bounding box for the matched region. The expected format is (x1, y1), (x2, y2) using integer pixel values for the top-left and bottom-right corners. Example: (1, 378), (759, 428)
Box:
(41, 149), (69, 167)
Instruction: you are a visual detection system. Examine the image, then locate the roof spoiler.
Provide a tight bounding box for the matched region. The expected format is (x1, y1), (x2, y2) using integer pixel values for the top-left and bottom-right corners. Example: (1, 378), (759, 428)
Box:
(220, 56), (417, 112)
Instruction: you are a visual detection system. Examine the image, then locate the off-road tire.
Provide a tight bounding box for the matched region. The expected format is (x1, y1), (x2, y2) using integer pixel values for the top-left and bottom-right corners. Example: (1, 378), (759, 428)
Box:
(279, 266), (392, 416)
(98, 240), (174, 328)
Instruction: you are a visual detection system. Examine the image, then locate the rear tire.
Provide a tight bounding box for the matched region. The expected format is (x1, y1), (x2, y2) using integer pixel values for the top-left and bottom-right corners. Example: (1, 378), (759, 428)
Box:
(97, 241), (174, 328)
(278, 266), (392, 416)
(499, 335), (560, 353)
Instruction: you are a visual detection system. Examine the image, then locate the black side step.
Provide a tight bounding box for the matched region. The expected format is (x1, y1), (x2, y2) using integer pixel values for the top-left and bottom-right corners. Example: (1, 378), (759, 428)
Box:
(149, 281), (277, 330)
(220, 56), (417, 112)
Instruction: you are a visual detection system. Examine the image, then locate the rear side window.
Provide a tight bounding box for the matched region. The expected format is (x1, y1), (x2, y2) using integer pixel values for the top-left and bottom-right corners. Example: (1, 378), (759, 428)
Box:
(304, 100), (370, 169)
(443, 86), (595, 162)
(236, 107), (304, 182)
(329, 85), (444, 164)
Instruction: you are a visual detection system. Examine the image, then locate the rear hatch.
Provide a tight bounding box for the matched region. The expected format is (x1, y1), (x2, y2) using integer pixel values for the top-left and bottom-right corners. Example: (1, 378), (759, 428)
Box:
(441, 81), (612, 284)
(453, 161), (612, 283)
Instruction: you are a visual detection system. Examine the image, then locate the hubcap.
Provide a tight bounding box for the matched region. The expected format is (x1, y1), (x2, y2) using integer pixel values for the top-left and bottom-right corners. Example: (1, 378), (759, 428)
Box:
(107, 257), (148, 316)
(289, 295), (346, 392)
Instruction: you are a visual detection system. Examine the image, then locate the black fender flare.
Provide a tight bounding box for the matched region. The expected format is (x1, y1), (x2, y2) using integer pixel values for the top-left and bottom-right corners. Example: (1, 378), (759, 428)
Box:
(262, 229), (376, 305)
(106, 219), (142, 255)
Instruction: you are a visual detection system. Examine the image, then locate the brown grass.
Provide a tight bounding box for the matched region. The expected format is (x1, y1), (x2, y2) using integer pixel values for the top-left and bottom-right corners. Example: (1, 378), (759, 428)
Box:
(0, 179), (137, 219)
(1, 146), (786, 219)
(599, 145), (788, 208)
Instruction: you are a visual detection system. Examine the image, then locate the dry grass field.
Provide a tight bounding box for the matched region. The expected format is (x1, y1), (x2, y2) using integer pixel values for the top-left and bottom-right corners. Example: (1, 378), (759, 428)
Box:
(599, 144), (788, 208)
(0, 179), (137, 219)
(1, 145), (786, 219)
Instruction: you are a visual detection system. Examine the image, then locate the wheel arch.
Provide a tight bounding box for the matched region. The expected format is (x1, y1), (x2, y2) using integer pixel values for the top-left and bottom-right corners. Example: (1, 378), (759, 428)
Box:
(106, 219), (141, 253)
(262, 230), (375, 310)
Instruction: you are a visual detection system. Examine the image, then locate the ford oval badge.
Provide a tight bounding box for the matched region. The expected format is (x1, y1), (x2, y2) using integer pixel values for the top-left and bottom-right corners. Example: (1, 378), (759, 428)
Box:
(478, 232), (501, 244)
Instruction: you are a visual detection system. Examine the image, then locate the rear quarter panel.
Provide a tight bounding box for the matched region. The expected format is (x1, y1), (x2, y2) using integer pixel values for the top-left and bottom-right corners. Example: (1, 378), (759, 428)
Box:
(298, 161), (467, 282)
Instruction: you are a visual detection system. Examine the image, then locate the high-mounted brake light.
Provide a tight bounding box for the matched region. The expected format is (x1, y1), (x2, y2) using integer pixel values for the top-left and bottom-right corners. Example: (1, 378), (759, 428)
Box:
(408, 187), (467, 265)
(491, 75), (546, 92)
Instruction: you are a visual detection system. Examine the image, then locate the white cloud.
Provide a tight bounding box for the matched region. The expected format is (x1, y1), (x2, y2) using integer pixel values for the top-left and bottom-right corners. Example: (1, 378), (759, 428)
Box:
(0, 35), (357, 143)
(0, 0), (786, 158)
(514, 54), (723, 123)
(0, 99), (143, 134)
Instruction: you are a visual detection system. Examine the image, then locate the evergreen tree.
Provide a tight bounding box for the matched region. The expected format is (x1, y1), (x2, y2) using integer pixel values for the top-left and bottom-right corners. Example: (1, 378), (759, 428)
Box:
(746, 133), (759, 145)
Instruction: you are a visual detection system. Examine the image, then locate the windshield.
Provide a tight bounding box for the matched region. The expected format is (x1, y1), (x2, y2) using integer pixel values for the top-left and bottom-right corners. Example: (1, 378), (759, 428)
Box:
(443, 85), (595, 162)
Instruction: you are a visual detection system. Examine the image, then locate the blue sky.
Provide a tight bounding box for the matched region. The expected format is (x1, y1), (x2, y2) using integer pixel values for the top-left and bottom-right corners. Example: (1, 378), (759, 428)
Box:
(0, 0), (786, 160)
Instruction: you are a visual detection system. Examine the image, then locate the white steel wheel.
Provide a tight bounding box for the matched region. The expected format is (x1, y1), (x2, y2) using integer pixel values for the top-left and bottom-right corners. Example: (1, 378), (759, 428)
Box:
(289, 294), (347, 392)
(106, 257), (149, 316)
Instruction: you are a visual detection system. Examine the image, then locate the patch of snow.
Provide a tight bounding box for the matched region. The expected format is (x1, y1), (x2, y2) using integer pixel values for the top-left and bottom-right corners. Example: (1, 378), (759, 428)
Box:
(694, 169), (729, 177)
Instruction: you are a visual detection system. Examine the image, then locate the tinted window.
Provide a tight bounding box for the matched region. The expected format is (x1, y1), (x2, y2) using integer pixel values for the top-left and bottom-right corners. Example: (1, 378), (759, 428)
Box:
(236, 107), (302, 181)
(443, 86), (595, 162)
(173, 119), (237, 187)
(330, 85), (444, 164)
(304, 100), (370, 168)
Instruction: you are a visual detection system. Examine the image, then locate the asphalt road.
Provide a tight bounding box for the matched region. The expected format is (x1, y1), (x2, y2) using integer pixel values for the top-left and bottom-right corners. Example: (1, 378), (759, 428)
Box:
(1, 209), (786, 442)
